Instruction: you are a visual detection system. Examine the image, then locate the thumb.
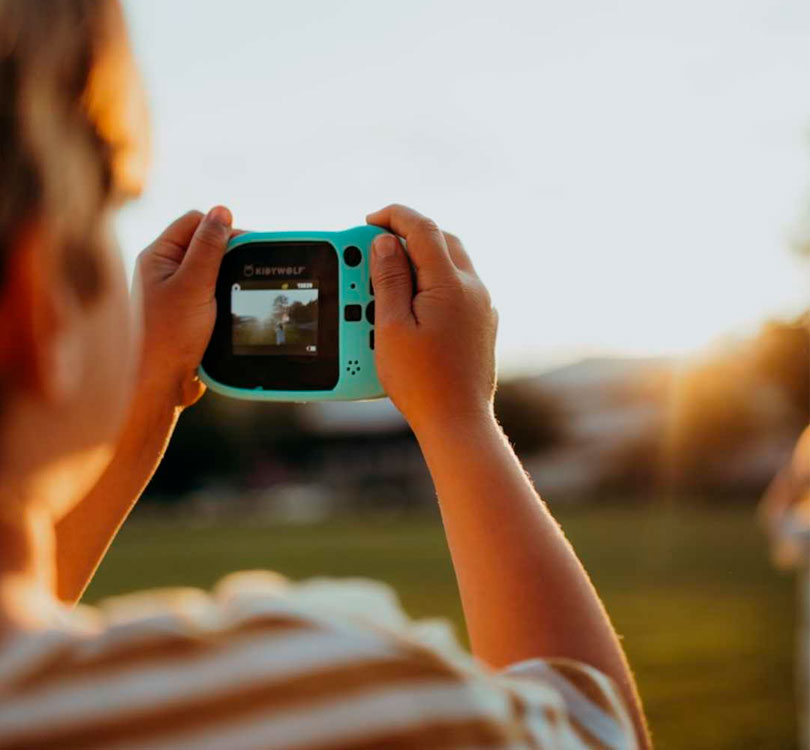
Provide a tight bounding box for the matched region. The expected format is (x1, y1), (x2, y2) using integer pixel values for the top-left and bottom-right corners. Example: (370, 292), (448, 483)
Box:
(371, 233), (413, 326)
(175, 205), (232, 291)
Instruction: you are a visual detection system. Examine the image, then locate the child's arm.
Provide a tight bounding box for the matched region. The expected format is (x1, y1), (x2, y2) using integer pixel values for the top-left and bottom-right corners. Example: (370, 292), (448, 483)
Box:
(55, 208), (233, 603)
(367, 204), (650, 748)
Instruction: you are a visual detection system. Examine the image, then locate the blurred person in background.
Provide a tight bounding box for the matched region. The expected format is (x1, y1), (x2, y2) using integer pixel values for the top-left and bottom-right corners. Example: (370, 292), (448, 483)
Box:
(760, 425), (810, 569)
(760, 425), (810, 750)
(0, 1), (649, 748)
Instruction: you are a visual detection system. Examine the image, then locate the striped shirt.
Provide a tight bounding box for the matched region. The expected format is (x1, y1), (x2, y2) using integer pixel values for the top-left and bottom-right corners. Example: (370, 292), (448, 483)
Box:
(0, 572), (637, 749)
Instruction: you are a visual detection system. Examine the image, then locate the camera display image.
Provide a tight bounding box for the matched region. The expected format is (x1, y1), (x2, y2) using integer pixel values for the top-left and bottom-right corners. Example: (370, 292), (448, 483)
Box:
(231, 282), (319, 356)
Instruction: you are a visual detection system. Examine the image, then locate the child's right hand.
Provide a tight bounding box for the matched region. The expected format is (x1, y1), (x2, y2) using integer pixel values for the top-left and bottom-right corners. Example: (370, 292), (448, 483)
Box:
(133, 207), (233, 408)
(367, 205), (498, 435)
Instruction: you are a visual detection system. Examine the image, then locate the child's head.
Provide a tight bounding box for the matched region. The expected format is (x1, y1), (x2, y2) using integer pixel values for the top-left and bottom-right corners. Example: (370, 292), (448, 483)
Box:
(0, 0), (147, 520)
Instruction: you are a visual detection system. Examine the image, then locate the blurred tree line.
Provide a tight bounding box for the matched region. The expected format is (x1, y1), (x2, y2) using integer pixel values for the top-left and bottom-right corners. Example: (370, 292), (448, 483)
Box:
(147, 397), (307, 499)
(146, 312), (806, 505)
(493, 381), (567, 454)
(146, 375), (565, 502)
(606, 313), (809, 497)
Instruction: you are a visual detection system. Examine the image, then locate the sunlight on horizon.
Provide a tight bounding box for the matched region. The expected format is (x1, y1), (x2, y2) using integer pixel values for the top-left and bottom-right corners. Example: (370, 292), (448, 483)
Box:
(119, 0), (810, 372)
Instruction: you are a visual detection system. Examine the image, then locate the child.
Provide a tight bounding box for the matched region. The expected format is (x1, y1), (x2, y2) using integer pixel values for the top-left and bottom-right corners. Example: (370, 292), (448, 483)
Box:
(0, 1), (649, 748)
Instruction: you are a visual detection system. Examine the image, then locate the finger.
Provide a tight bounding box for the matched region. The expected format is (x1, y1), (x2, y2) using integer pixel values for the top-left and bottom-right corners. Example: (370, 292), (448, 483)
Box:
(371, 233), (414, 327)
(175, 205), (232, 289)
(148, 210), (204, 263)
(366, 204), (456, 289)
(443, 231), (476, 274)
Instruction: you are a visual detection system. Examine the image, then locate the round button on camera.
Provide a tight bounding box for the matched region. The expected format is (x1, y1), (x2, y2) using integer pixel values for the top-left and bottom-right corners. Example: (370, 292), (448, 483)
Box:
(343, 246), (362, 267)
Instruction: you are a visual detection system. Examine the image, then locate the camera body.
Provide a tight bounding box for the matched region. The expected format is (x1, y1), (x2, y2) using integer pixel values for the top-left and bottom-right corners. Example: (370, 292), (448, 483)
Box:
(200, 227), (385, 402)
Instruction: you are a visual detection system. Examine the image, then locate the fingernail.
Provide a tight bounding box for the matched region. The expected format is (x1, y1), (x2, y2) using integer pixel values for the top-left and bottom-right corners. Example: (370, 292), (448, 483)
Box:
(207, 205), (232, 227)
(373, 234), (398, 258)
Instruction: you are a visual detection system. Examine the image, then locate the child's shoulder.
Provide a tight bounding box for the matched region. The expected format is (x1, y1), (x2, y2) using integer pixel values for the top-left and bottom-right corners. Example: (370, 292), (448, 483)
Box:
(0, 571), (463, 681)
(0, 572), (505, 748)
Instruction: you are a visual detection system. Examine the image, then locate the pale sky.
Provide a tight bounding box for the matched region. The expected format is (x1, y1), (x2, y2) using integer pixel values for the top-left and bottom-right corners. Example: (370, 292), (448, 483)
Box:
(119, 0), (809, 372)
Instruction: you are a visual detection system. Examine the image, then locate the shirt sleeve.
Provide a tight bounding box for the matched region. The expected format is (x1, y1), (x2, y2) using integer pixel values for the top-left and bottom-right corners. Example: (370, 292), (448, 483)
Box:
(500, 658), (639, 750)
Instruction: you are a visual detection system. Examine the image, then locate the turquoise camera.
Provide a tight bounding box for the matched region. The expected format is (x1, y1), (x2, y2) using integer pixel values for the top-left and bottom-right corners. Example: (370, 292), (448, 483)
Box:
(200, 226), (386, 402)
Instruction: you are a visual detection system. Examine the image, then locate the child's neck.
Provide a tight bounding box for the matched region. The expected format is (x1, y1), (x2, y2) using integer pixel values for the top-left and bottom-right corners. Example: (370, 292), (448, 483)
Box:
(0, 498), (59, 634)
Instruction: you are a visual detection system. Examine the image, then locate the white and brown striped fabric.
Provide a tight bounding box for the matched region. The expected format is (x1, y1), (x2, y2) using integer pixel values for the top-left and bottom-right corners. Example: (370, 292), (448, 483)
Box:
(0, 572), (637, 749)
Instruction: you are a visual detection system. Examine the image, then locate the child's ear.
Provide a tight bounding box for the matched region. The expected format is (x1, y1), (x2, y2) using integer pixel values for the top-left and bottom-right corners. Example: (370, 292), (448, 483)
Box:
(0, 221), (83, 404)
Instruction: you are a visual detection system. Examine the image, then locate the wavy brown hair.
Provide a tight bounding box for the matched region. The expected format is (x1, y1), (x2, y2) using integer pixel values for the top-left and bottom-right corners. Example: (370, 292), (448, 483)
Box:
(0, 0), (148, 301)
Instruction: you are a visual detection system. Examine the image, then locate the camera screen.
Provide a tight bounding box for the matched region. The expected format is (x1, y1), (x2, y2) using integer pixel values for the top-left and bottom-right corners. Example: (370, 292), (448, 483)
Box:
(231, 281), (319, 356)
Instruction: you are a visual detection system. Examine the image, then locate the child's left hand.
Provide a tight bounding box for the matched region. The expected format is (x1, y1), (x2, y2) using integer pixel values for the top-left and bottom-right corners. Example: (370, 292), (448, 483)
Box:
(132, 207), (233, 408)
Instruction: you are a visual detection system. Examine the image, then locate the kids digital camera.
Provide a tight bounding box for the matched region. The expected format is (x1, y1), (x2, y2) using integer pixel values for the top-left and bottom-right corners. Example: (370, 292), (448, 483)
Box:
(200, 226), (386, 402)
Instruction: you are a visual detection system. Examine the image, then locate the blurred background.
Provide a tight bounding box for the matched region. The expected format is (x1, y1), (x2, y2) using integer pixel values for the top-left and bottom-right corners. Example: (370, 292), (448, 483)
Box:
(88, 2), (809, 748)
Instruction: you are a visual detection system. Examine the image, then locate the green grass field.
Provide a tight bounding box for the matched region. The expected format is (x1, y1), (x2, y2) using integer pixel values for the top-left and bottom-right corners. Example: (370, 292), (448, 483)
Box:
(84, 505), (797, 749)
